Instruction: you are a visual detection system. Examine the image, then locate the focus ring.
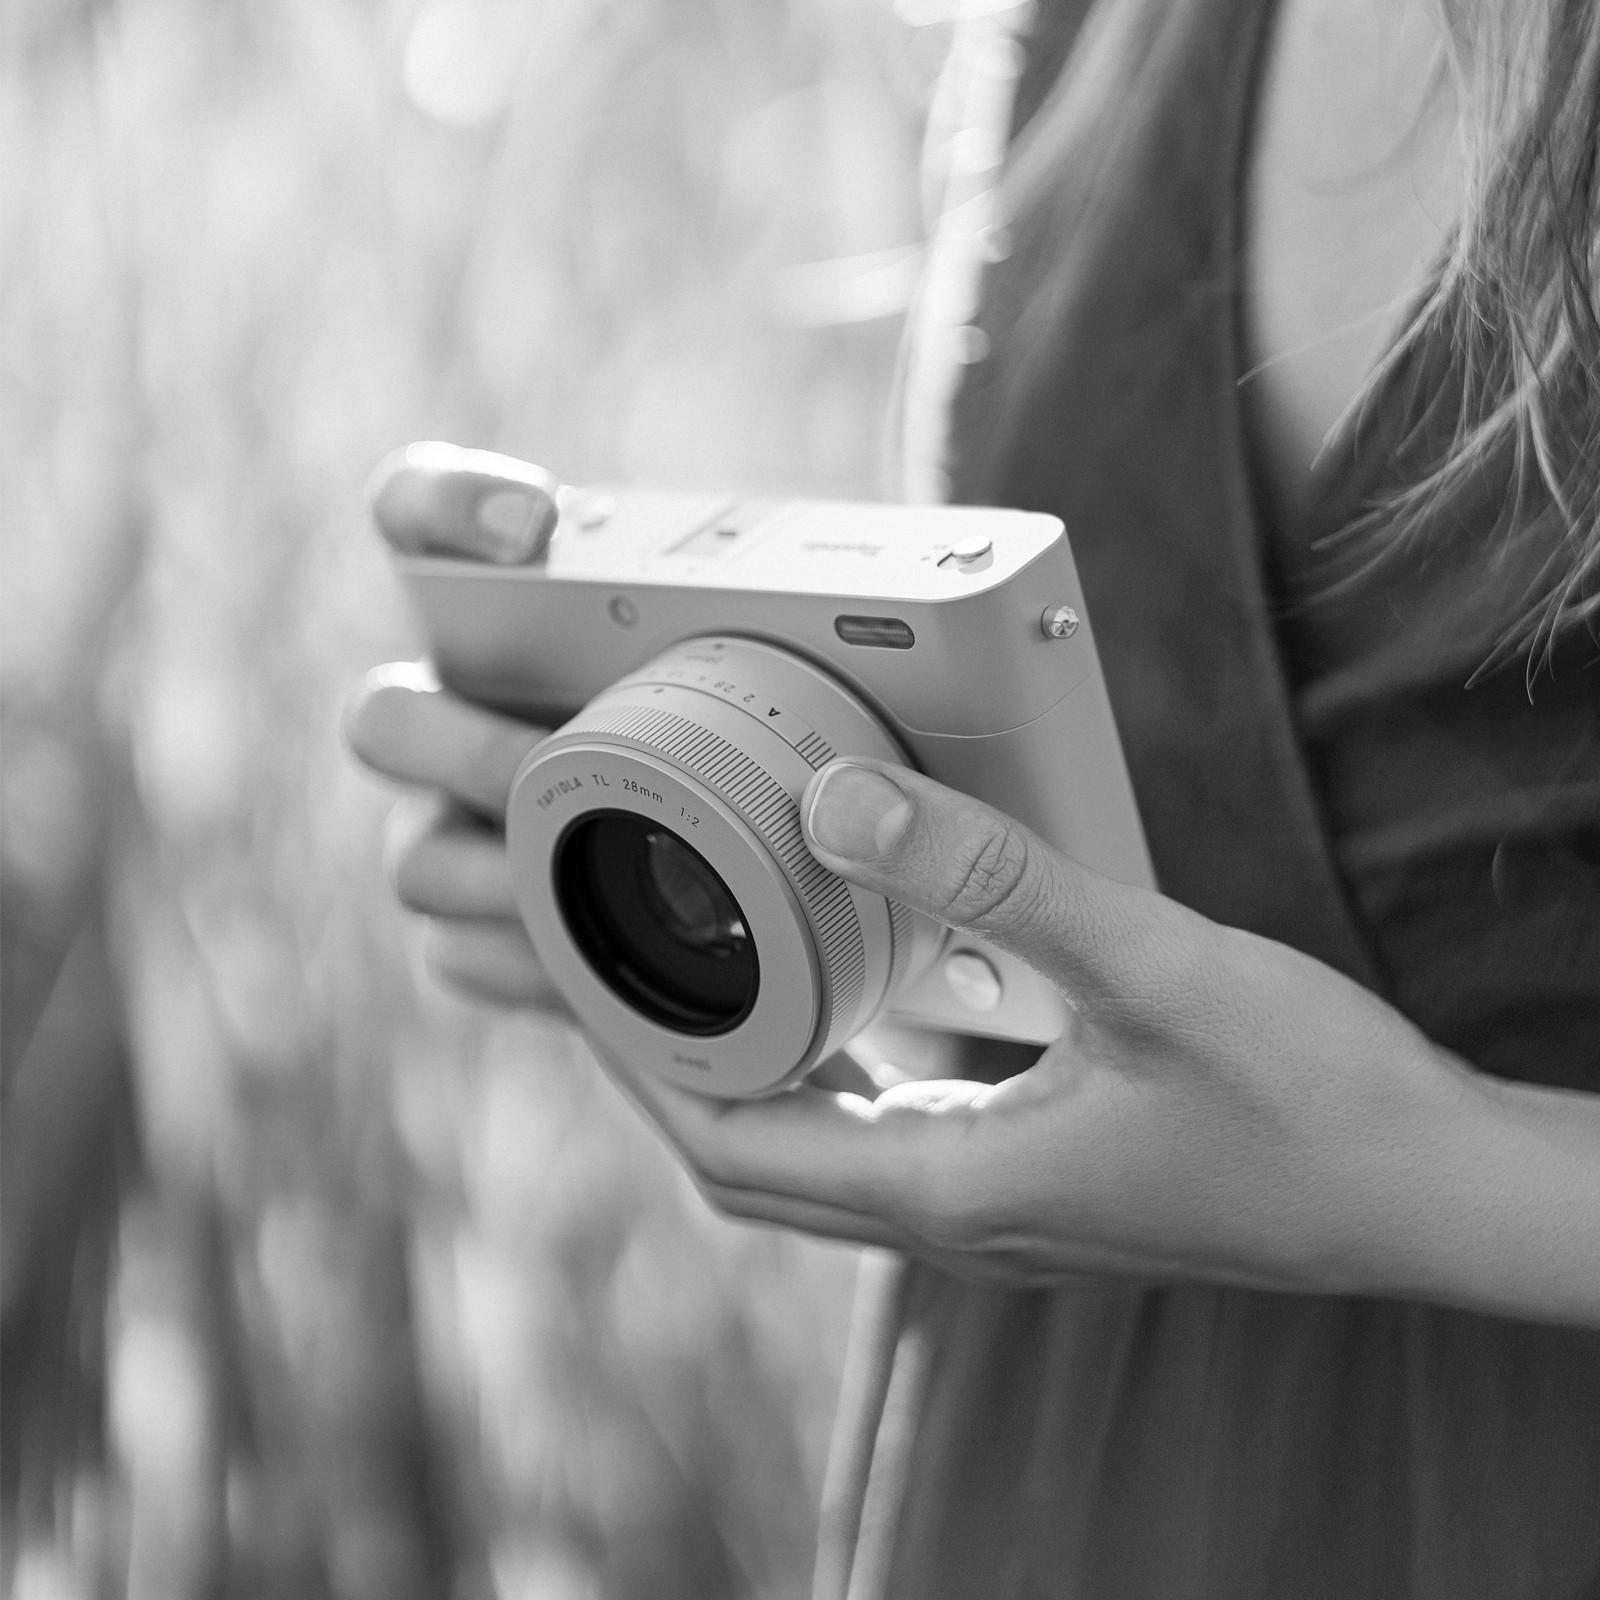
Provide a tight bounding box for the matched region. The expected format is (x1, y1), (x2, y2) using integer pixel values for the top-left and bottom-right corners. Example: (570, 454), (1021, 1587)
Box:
(567, 698), (869, 1036)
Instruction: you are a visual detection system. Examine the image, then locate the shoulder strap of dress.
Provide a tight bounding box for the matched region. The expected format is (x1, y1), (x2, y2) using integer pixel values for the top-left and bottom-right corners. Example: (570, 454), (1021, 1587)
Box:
(951, 0), (1385, 987)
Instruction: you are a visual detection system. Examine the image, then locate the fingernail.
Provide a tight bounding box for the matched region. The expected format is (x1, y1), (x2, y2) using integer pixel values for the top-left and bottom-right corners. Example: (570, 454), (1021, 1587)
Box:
(365, 659), (439, 694)
(807, 764), (913, 860)
(475, 486), (556, 564)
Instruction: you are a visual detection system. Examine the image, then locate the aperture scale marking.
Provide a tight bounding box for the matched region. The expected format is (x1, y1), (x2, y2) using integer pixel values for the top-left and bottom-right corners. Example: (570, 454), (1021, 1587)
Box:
(615, 653), (838, 769)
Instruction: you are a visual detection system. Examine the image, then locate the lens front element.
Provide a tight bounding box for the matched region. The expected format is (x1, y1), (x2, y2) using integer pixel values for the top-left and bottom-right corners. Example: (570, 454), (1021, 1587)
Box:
(643, 829), (750, 959)
(555, 812), (758, 1036)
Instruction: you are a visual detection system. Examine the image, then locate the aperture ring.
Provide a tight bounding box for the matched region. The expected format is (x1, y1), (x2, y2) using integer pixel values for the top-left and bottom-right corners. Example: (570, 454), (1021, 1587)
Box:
(610, 663), (840, 769)
(568, 698), (868, 1037)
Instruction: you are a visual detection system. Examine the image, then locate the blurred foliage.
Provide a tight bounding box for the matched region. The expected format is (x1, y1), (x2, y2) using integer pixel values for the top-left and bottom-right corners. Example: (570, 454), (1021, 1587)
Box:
(1, 0), (953, 1593)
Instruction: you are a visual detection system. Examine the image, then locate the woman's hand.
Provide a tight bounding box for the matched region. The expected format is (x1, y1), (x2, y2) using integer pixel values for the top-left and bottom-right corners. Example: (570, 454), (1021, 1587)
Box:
(346, 445), (565, 1014)
(615, 760), (1600, 1323)
(346, 664), (563, 1011)
(614, 759), (1447, 1286)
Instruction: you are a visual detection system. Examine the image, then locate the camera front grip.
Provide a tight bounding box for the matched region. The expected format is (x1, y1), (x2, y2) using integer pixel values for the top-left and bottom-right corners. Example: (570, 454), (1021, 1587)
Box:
(878, 675), (1156, 1045)
(900, 674), (1155, 895)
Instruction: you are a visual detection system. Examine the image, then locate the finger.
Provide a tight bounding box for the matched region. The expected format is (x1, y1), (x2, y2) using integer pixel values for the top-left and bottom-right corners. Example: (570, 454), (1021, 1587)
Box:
(369, 441), (561, 565)
(800, 758), (1185, 1005)
(698, 1180), (1120, 1289)
(807, 1049), (883, 1098)
(618, 1065), (1009, 1248)
(344, 668), (546, 820)
(421, 918), (567, 1012)
(697, 1180), (918, 1252)
(386, 795), (519, 919)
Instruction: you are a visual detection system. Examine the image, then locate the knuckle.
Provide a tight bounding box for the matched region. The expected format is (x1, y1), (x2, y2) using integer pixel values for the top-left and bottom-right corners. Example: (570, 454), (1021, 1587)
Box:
(892, 1118), (1012, 1255)
(390, 850), (428, 910)
(938, 821), (1035, 931)
(694, 1146), (740, 1192)
(697, 1179), (755, 1222)
(424, 935), (478, 998)
(382, 799), (444, 901)
(673, 1124), (736, 1189)
(474, 722), (546, 804)
(908, 1178), (992, 1254)
(931, 1200), (1019, 1259)
(898, 1148), (978, 1251)
(341, 684), (388, 766)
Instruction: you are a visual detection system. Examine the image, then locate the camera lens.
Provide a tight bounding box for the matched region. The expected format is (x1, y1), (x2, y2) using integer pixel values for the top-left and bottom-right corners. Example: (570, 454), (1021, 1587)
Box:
(641, 829), (749, 955)
(507, 636), (939, 1096)
(554, 811), (758, 1035)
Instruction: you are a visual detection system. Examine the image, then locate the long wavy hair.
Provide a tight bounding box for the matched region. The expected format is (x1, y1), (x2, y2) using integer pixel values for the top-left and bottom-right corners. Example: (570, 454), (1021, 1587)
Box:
(1369, 0), (1600, 666)
(988, 0), (1600, 671)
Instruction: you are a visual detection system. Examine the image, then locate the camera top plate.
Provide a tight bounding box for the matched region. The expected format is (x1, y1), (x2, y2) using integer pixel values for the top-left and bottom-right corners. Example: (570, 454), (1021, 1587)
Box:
(489, 491), (1067, 602)
(396, 493), (1095, 736)
(401, 490), (1063, 601)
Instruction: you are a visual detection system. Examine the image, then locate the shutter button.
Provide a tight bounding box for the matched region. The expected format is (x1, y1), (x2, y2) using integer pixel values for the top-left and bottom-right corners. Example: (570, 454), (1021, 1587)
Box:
(940, 533), (994, 571)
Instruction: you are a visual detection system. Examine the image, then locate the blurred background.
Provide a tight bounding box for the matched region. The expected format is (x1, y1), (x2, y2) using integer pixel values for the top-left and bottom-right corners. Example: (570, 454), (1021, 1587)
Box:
(0, 0), (965, 1592)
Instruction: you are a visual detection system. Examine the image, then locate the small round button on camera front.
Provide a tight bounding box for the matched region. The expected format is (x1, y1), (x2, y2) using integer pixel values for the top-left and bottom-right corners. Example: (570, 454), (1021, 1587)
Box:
(607, 595), (638, 628)
(943, 949), (1003, 1012)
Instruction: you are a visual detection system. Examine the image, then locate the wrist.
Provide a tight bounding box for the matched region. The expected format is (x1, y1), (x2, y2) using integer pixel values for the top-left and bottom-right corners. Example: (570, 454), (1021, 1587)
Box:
(1345, 1049), (1600, 1324)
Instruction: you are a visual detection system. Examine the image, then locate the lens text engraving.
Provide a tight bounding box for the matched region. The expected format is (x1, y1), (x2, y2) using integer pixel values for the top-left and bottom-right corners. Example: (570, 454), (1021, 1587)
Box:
(535, 776), (585, 810)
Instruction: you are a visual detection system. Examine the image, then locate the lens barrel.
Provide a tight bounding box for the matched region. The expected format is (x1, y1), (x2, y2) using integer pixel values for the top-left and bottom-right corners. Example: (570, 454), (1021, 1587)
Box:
(505, 636), (937, 1097)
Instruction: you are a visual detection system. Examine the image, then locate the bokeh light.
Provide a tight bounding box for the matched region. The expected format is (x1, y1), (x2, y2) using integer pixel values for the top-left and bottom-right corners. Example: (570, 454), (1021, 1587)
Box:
(403, 0), (538, 127)
(3, 0), (949, 1593)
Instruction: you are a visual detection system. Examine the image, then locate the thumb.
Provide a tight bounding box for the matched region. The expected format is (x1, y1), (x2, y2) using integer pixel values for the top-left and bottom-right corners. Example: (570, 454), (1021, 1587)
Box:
(801, 758), (1146, 1001)
(369, 441), (561, 565)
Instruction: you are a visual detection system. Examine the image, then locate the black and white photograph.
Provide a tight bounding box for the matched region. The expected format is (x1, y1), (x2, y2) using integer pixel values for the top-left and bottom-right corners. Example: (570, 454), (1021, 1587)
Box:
(4, 0), (1598, 1595)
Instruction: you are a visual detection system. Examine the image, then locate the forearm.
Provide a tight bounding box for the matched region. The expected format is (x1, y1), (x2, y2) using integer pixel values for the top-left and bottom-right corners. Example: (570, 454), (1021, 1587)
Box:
(1362, 1054), (1600, 1326)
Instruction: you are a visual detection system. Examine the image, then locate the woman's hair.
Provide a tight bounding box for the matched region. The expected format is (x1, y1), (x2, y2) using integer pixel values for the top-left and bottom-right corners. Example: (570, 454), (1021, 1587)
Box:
(987, 0), (1600, 671)
(1369, 0), (1600, 666)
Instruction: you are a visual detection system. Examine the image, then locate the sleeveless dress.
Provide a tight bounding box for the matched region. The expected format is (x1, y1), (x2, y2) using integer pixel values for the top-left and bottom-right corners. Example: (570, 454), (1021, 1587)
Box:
(817, 1), (1600, 1595)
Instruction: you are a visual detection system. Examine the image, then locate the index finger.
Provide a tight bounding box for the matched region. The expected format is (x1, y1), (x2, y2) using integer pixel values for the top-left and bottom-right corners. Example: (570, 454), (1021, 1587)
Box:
(344, 664), (546, 821)
(369, 441), (561, 565)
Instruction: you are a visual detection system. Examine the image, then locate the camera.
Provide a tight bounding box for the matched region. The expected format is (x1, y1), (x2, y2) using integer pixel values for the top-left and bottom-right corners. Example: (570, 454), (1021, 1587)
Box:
(394, 469), (1153, 1097)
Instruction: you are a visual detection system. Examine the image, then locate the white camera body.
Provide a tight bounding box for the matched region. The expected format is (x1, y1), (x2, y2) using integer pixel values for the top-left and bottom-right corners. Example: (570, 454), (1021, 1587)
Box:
(398, 486), (1153, 1097)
